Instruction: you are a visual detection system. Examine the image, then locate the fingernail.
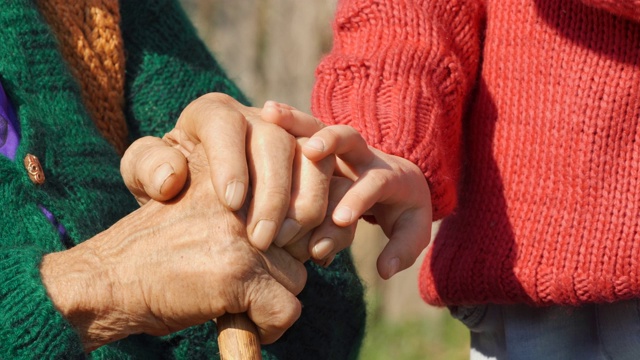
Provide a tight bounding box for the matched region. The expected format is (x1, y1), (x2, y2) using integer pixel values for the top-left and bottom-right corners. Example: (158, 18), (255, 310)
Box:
(333, 206), (353, 223)
(154, 163), (175, 195)
(387, 257), (400, 278)
(304, 138), (325, 152)
(312, 238), (334, 260)
(274, 218), (302, 247)
(252, 220), (277, 251)
(225, 181), (245, 210)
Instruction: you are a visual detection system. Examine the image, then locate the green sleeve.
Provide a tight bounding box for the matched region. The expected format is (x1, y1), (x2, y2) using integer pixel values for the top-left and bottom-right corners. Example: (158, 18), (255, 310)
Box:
(119, 0), (250, 140)
(0, 247), (85, 359)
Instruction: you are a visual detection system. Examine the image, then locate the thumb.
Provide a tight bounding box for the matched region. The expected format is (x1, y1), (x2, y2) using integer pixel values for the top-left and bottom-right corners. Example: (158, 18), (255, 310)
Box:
(376, 207), (432, 279)
(120, 136), (188, 205)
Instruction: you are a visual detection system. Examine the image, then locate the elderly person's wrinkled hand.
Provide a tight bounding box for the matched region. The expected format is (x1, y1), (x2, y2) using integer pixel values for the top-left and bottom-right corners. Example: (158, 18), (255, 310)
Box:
(40, 145), (306, 352)
(120, 94), (358, 267)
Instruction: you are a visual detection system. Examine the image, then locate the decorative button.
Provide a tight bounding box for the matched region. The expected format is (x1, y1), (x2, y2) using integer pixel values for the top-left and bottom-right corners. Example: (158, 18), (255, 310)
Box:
(24, 154), (45, 185)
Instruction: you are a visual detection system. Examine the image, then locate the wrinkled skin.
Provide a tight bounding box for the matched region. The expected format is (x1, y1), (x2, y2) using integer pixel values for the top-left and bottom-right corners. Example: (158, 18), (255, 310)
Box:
(41, 145), (306, 352)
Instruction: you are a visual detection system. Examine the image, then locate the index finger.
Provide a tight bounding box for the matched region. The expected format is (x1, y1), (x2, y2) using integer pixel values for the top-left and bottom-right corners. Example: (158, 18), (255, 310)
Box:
(302, 125), (375, 175)
(173, 93), (250, 210)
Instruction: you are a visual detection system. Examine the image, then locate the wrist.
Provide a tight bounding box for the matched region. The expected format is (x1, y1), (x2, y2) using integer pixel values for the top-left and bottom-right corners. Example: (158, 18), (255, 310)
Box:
(40, 237), (133, 352)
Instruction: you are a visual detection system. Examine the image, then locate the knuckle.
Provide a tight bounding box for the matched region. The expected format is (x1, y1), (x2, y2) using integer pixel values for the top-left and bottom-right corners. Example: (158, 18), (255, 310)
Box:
(183, 93), (247, 128)
(201, 92), (234, 105)
(326, 227), (356, 252)
(294, 198), (327, 228)
(269, 122), (296, 144)
(259, 187), (290, 216)
(369, 171), (388, 188)
(283, 241), (310, 264)
(121, 136), (152, 167)
(270, 300), (302, 330)
(250, 122), (295, 151)
(244, 272), (270, 305)
(364, 169), (392, 190)
(322, 126), (341, 143)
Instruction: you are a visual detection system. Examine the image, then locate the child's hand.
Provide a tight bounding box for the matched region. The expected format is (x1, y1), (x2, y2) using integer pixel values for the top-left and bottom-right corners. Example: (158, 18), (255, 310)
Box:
(263, 102), (433, 279)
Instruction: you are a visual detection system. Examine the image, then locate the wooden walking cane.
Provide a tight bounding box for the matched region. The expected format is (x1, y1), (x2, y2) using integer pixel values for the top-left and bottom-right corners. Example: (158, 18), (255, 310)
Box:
(218, 313), (262, 360)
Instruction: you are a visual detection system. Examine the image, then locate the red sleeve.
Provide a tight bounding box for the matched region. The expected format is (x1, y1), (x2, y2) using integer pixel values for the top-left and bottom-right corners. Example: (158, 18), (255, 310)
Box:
(311, 0), (485, 219)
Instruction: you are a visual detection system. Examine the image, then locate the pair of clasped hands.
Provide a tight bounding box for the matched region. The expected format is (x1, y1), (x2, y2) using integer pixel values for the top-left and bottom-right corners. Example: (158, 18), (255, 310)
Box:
(41, 93), (431, 351)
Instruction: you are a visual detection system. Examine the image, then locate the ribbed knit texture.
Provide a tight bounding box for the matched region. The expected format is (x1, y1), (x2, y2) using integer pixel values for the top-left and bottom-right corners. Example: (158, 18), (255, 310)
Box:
(36, 0), (129, 155)
(313, 0), (640, 306)
(0, 248), (85, 358)
(0, 0), (365, 358)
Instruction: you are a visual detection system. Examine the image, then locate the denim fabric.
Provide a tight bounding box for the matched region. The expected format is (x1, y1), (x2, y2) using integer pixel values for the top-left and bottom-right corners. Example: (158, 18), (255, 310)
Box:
(451, 300), (640, 360)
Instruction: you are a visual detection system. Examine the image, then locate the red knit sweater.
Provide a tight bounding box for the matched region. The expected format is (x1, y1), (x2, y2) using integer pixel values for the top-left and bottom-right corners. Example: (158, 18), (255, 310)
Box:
(312, 0), (640, 306)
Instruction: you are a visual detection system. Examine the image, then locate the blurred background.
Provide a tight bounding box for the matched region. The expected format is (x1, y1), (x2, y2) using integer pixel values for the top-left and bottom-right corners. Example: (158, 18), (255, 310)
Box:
(178, 1), (469, 358)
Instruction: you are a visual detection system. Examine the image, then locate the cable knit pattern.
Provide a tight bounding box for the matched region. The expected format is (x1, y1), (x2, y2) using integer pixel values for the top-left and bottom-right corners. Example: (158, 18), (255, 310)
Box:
(36, 0), (129, 155)
(313, 0), (484, 219)
(314, 0), (640, 306)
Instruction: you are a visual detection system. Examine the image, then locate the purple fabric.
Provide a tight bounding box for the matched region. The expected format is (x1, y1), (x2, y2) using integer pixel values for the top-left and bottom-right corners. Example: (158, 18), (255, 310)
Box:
(0, 80), (70, 245)
(0, 81), (20, 160)
(39, 205), (70, 246)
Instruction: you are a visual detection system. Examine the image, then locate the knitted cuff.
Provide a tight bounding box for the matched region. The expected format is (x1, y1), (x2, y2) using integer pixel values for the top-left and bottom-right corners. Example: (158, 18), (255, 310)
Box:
(311, 57), (459, 220)
(0, 247), (85, 358)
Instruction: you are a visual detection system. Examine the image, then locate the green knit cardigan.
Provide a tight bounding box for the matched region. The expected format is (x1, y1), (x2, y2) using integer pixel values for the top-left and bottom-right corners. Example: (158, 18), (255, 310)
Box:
(0, 0), (365, 358)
